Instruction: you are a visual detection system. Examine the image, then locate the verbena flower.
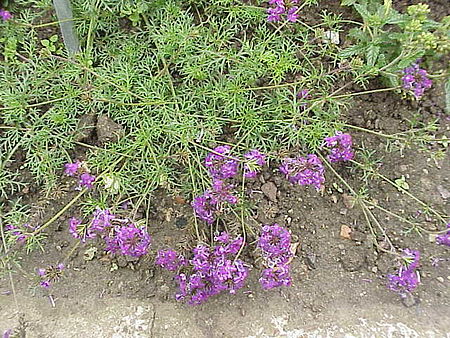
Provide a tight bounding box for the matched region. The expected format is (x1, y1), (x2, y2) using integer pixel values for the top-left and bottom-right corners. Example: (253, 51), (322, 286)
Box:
(156, 249), (187, 271)
(243, 150), (266, 178)
(436, 223), (450, 246)
(206, 180), (238, 204)
(37, 263), (65, 288)
(0, 9), (12, 21)
(79, 173), (96, 189)
(324, 132), (355, 162)
(192, 194), (217, 224)
(387, 249), (420, 297)
(91, 208), (115, 232)
(279, 154), (325, 190)
(106, 222), (151, 257)
(160, 233), (249, 305)
(258, 224), (293, 289)
(260, 265), (292, 289)
(64, 161), (81, 176)
(401, 62), (432, 99)
(267, 0), (299, 22)
(204, 145), (239, 180)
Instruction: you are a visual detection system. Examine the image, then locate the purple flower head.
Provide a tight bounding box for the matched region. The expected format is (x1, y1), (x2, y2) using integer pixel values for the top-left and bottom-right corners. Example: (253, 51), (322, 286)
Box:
(279, 154), (325, 190)
(286, 6), (299, 22)
(204, 145), (239, 180)
(107, 223), (151, 257)
(258, 224), (292, 265)
(3, 329), (12, 338)
(64, 161), (81, 176)
(324, 132), (355, 162)
(387, 269), (419, 296)
(260, 265), (292, 289)
(243, 150), (266, 178)
(91, 208), (115, 233)
(401, 62), (432, 99)
(156, 249), (187, 272)
(192, 194), (217, 224)
(436, 223), (450, 246)
(206, 180), (238, 205)
(0, 9), (12, 21)
(37, 263), (65, 289)
(170, 233), (249, 305)
(79, 173), (96, 189)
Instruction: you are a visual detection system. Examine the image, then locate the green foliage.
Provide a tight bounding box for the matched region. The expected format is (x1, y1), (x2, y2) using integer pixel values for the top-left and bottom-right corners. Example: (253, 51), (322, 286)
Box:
(340, 0), (450, 84)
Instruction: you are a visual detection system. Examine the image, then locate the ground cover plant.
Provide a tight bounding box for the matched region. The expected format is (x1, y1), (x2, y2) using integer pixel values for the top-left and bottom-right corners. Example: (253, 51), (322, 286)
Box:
(0, 0), (449, 323)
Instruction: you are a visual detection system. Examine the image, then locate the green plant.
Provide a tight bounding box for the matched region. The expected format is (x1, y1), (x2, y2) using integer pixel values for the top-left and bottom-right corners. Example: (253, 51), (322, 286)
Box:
(339, 0), (450, 85)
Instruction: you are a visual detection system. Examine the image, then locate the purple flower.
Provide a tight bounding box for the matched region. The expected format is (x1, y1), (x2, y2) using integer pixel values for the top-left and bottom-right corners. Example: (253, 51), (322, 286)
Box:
(206, 180), (238, 204)
(64, 161), (81, 176)
(324, 132), (355, 162)
(37, 263), (65, 289)
(3, 329), (12, 338)
(436, 223), (450, 246)
(204, 145), (239, 180)
(91, 208), (115, 232)
(156, 249), (187, 271)
(106, 223), (151, 257)
(260, 265), (292, 289)
(192, 194), (217, 224)
(0, 9), (12, 21)
(286, 6), (299, 22)
(279, 154), (325, 190)
(401, 62), (432, 99)
(166, 234), (249, 305)
(258, 224), (293, 290)
(258, 224), (292, 265)
(243, 150), (266, 178)
(387, 269), (419, 296)
(79, 173), (96, 189)
(387, 248), (421, 297)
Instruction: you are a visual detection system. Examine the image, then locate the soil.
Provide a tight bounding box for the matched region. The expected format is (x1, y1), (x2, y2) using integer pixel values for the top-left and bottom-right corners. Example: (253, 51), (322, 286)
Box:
(1, 1), (450, 337)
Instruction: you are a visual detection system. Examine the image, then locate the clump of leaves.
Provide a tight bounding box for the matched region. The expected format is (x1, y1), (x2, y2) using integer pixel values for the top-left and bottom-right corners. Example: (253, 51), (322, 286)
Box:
(340, 0), (450, 85)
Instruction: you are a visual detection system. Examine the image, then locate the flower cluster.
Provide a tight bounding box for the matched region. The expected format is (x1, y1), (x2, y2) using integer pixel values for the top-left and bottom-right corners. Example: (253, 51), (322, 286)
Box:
(204, 145), (239, 180)
(279, 154), (325, 190)
(258, 224), (293, 289)
(267, 0), (300, 23)
(387, 249), (420, 297)
(0, 9), (12, 21)
(194, 147), (266, 223)
(324, 132), (355, 162)
(106, 222), (151, 257)
(156, 249), (188, 271)
(436, 223), (450, 246)
(401, 62), (432, 99)
(157, 233), (249, 305)
(37, 263), (65, 288)
(64, 160), (96, 189)
(68, 208), (151, 257)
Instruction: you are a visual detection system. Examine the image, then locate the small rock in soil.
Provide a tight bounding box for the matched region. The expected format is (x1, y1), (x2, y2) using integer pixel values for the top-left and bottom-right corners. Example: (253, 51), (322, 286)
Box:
(75, 113), (96, 142)
(116, 256), (128, 268)
(96, 115), (124, 144)
(261, 182), (277, 202)
(437, 185), (450, 199)
(175, 217), (188, 229)
(340, 247), (366, 272)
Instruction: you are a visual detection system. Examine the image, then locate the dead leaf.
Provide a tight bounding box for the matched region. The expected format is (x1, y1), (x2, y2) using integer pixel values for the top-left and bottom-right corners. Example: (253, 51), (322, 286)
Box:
(173, 196), (186, 205)
(340, 225), (352, 240)
(287, 242), (300, 264)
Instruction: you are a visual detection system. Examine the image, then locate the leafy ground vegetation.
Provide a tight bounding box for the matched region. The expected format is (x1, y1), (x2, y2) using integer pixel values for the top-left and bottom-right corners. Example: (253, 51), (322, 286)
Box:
(0, 0), (449, 331)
